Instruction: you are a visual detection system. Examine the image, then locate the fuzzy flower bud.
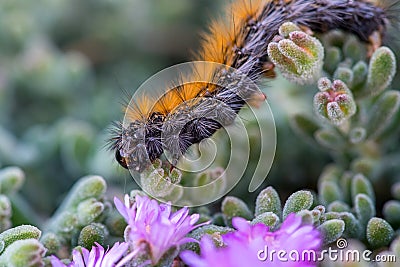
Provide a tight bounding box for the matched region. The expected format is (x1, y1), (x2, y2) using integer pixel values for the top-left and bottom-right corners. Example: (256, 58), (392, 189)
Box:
(314, 78), (356, 125)
(140, 160), (183, 202)
(267, 22), (324, 84)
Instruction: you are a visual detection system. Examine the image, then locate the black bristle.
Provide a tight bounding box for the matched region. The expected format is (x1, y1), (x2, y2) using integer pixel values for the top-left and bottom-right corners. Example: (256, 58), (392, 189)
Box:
(107, 121), (123, 151)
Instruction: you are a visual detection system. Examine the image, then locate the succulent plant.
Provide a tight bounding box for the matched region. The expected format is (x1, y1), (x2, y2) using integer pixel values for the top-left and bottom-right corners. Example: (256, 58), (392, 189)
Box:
(0, 2), (399, 266)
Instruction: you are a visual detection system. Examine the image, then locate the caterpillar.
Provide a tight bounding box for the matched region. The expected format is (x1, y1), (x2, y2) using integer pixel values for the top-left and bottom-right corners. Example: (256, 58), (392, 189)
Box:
(110, 0), (397, 172)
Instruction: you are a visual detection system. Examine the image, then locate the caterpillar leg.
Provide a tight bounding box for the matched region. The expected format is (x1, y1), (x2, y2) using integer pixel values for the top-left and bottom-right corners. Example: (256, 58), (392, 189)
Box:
(262, 61), (276, 78)
(169, 164), (175, 173)
(247, 91), (267, 109)
(368, 31), (383, 57)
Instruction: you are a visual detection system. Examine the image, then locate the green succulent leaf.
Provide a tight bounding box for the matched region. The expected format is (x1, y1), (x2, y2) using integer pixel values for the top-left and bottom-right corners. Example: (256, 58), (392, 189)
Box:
(327, 201), (350, 213)
(184, 225), (233, 253)
(268, 22), (324, 84)
(343, 36), (366, 62)
(0, 239), (45, 267)
(78, 223), (108, 249)
(105, 210), (127, 237)
(340, 212), (361, 239)
(76, 198), (104, 225)
(296, 210), (314, 225)
(51, 211), (78, 233)
(318, 219), (345, 245)
(0, 225), (41, 255)
(383, 200), (400, 228)
(56, 175), (106, 213)
(324, 47), (342, 73)
(318, 181), (343, 206)
(351, 174), (375, 204)
(251, 212), (280, 230)
(221, 196), (253, 226)
(255, 186), (282, 218)
(366, 90), (400, 140)
(0, 195), (11, 232)
(282, 190), (313, 219)
(352, 61), (368, 89)
(40, 232), (61, 255)
(333, 67), (353, 86)
(366, 217), (394, 249)
(314, 129), (344, 150)
(0, 167), (25, 195)
(366, 46), (396, 96)
(354, 193), (376, 229)
(390, 236), (400, 257)
(392, 182), (400, 200)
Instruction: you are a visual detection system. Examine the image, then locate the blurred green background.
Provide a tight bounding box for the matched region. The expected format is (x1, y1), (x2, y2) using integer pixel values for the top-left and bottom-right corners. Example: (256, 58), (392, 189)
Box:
(0, 0), (331, 221)
(0, 0), (226, 215)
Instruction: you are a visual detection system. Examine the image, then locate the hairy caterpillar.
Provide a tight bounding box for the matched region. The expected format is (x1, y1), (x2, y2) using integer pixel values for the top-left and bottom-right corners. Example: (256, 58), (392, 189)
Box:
(110, 0), (397, 172)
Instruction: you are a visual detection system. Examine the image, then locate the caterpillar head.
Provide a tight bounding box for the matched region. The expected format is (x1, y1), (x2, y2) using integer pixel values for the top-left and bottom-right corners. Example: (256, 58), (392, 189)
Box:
(110, 62), (263, 173)
(111, 115), (164, 172)
(115, 149), (128, 169)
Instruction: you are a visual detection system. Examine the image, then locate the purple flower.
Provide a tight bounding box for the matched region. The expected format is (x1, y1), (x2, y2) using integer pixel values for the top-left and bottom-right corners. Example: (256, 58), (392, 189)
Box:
(50, 242), (129, 267)
(114, 194), (207, 265)
(181, 213), (321, 267)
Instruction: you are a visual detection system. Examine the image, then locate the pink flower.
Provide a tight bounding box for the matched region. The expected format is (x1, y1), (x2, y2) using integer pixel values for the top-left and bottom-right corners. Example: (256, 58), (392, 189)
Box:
(114, 195), (207, 265)
(180, 213), (321, 267)
(50, 242), (129, 267)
